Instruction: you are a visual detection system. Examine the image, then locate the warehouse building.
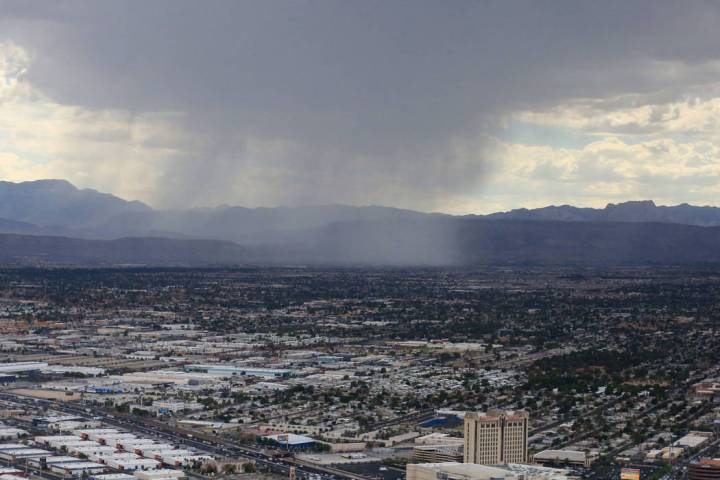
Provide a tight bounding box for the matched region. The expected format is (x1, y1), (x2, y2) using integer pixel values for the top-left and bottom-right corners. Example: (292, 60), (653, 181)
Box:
(90, 474), (135, 480)
(49, 461), (107, 477)
(674, 432), (713, 450)
(105, 457), (160, 471)
(98, 433), (137, 446)
(148, 449), (191, 462)
(139, 445), (177, 457)
(0, 362), (48, 374)
(117, 439), (158, 452)
(184, 364), (294, 379)
(34, 435), (83, 447)
(28, 455), (81, 468)
(75, 429), (120, 441)
(72, 445), (118, 459)
(0, 429), (27, 441)
(0, 467), (23, 476)
(0, 447), (53, 461)
(134, 469), (187, 480)
(65, 441), (111, 452)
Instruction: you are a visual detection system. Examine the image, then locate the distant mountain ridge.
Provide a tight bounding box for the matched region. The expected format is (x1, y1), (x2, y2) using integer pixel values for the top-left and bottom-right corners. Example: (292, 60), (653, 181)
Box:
(2, 180), (720, 242)
(483, 200), (720, 226)
(1, 179), (720, 266)
(0, 179), (150, 228)
(0, 180), (444, 241)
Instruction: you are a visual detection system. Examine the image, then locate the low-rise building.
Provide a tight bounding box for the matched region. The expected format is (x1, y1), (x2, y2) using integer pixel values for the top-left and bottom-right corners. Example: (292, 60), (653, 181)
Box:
(0, 428), (27, 440)
(689, 458), (720, 480)
(412, 445), (464, 463)
(0, 447), (52, 461)
(0, 467), (23, 476)
(674, 432), (713, 450)
(105, 457), (160, 471)
(49, 461), (107, 477)
(406, 462), (577, 480)
(133, 469), (186, 480)
(532, 449), (596, 468)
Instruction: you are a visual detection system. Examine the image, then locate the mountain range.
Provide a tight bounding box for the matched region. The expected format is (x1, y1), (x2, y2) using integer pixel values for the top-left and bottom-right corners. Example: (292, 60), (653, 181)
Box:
(484, 200), (720, 226)
(1, 179), (720, 266)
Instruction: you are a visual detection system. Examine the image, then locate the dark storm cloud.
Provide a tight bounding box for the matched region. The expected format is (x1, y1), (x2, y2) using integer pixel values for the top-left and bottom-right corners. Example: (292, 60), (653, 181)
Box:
(2, 0), (720, 209)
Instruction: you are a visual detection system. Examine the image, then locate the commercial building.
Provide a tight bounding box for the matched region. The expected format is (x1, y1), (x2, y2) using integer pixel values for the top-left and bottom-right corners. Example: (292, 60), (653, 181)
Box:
(263, 433), (316, 450)
(34, 435), (83, 447)
(75, 429), (120, 441)
(184, 364), (294, 379)
(27, 455), (81, 468)
(646, 447), (684, 462)
(0, 362), (48, 374)
(150, 401), (203, 416)
(674, 432), (713, 450)
(412, 445), (464, 463)
(463, 410), (528, 465)
(97, 433), (137, 446)
(117, 439), (158, 451)
(532, 450), (596, 468)
(34, 416), (85, 429)
(72, 445), (118, 458)
(90, 474), (135, 480)
(104, 457), (160, 471)
(0, 447), (52, 461)
(415, 433), (464, 446)
(406, 462), (575, 480)
(692, 381), (720, 402)
(59, 440), (100, 451)
(0, 429), (27, 441)
(0, 467), (23, 476)
(133, 469), (186, 480)
(49, 461), (107, 477)
(689, 458), (720, 480)
(138, 445), (176, 457)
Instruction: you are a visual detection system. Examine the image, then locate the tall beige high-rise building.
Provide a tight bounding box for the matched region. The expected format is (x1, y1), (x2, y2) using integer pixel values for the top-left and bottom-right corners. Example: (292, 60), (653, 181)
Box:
(463, 409), (529, 465)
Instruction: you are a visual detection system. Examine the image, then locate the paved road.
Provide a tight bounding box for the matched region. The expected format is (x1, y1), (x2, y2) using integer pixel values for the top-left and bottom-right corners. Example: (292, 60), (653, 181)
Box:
(360, 408), (436, 433)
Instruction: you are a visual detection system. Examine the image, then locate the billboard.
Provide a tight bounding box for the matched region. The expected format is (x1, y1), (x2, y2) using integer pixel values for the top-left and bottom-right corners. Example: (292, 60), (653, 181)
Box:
(620, 468), (641, 480)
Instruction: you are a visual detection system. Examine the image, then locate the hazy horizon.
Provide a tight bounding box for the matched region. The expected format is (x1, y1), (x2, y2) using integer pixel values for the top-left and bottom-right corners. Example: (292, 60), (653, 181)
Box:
(5, 177), (718, 217)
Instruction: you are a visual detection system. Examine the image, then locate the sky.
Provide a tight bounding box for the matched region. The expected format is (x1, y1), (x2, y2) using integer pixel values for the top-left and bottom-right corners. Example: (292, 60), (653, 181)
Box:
(1, 1), (720, 214)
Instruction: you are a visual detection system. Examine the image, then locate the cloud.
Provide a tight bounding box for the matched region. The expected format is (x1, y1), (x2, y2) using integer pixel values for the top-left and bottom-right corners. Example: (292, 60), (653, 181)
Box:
(0, 41), (192, 203)
(1, 1), (720, 213)
(474, 136), (720, 212)
(515, 81), (720, 137)
(0, 41), (31, 101)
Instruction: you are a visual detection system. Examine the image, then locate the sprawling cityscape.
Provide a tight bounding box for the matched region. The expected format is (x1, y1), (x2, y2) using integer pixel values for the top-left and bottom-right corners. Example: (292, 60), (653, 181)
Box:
(0, 267), (719, 480)
(3, 1), (720, 480)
